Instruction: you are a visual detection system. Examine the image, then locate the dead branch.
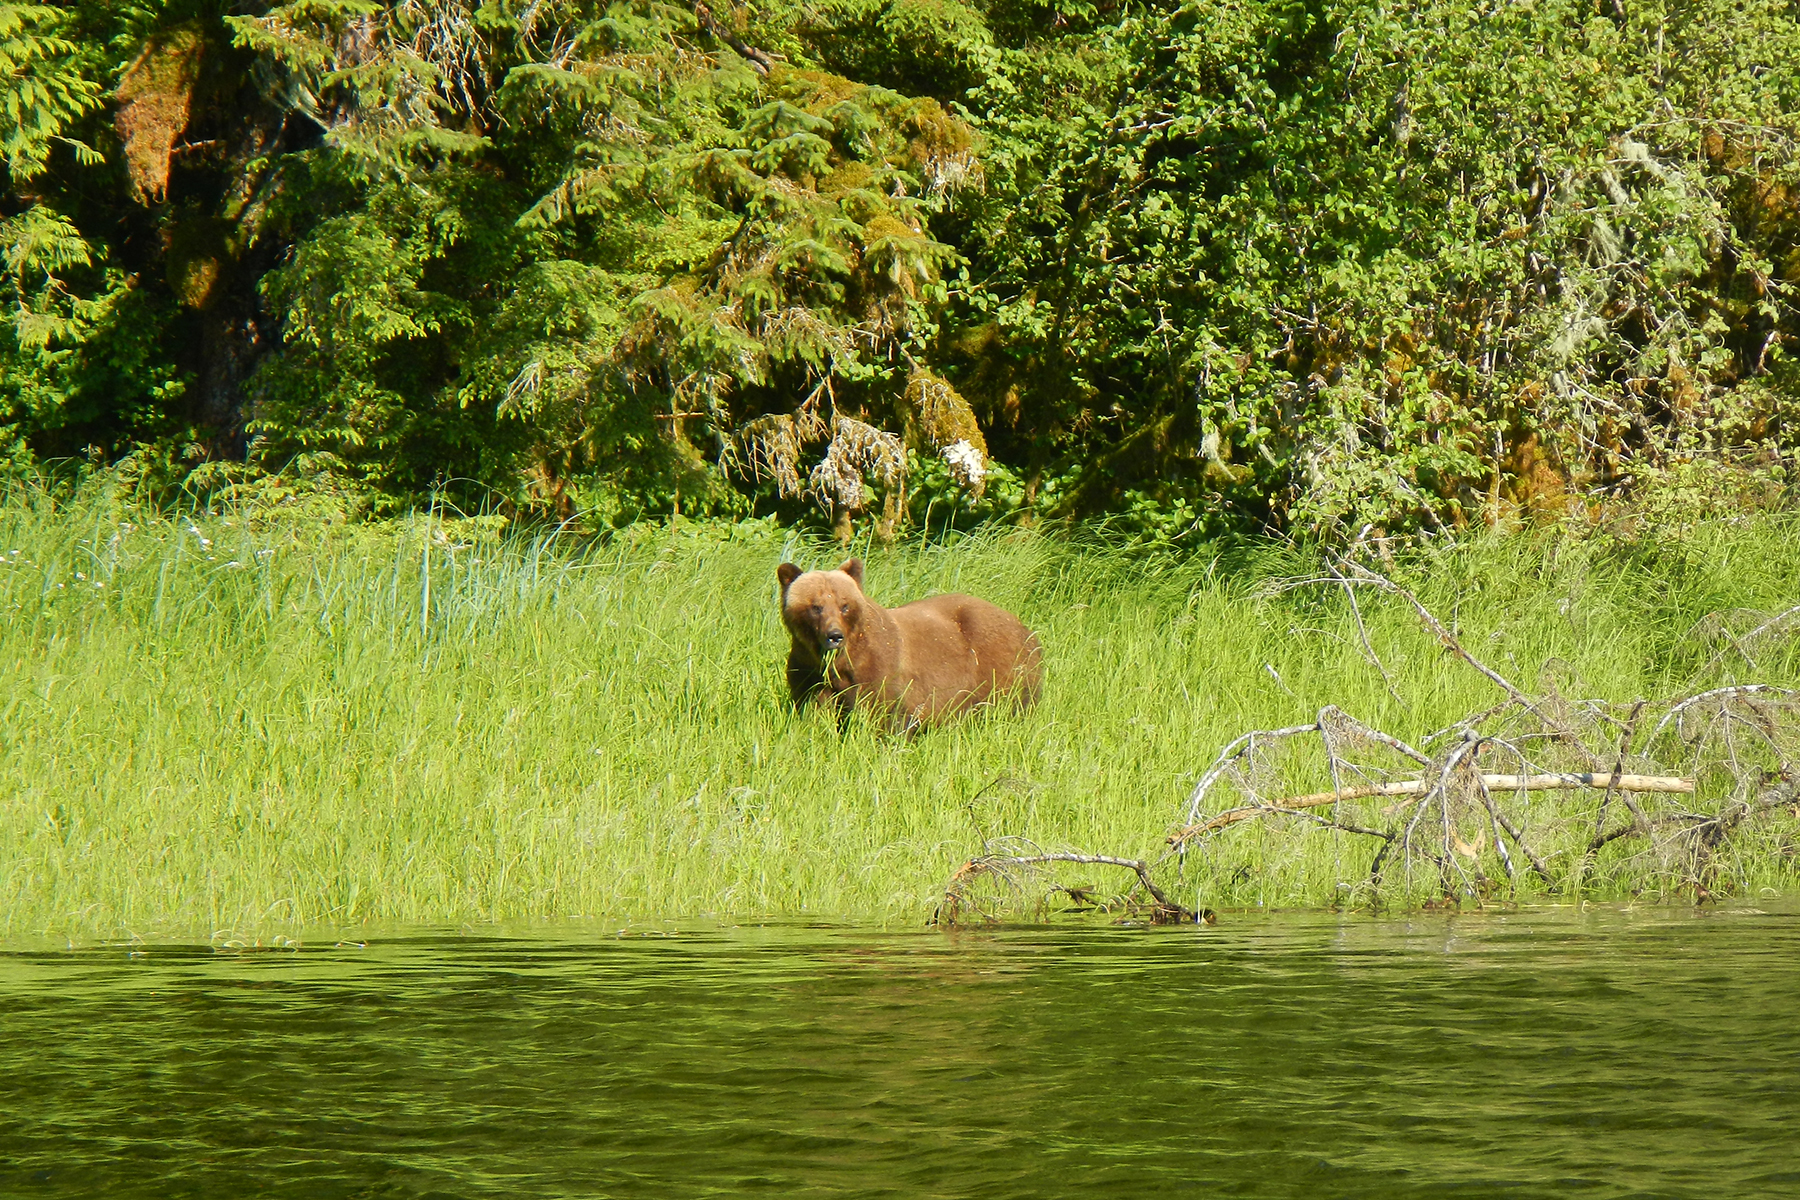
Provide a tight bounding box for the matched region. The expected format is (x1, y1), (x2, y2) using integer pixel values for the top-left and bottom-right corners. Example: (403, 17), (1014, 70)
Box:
(1168, 569), (1797, 912)
(1279, 808), (1396, 842)
(1321, 704), (1431, 765)
(1170, 772), (1693, 845)
(1424, 698), (1515, 745)
(1700, 603), (1800, 673)
(935, 570), (1796, 925)
(1331, 561), (1542, 715)
(1380, 773), (1694, 811)
(1590, 773), (1798, 858)
(1648, 685), (1800, 745)
(693, 2), (773, 72)
(1328, 562), (1407, 707)
(935, 853), (1208, 926)
(1473, 777), (1517, 882)
(1592, 700), (1649, 845)
(1480, 791), (1555, 886)
(1182, 722), (1320, 823)
(1400, 738), (1479, 885)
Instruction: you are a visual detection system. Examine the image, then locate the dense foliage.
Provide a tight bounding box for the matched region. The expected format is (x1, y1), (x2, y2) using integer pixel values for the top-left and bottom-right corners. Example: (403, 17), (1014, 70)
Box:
(3, 0), (1798, 535)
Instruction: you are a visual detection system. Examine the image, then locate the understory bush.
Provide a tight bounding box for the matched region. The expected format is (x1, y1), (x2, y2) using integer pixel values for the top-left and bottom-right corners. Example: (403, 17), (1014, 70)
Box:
(2, 0), (1796, 538)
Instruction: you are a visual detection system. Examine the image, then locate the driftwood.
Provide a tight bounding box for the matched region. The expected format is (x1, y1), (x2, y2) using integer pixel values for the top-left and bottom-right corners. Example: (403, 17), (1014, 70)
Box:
(1698, 604), (1800, 673)
(1168, 560), (1799, 908)
(1169, 773), (1695, 842)
(935, 852), (1212, 926)
(933, 555), (1799, 926)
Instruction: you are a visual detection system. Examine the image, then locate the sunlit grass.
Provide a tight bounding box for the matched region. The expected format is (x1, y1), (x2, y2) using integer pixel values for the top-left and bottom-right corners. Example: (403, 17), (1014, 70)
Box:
(2, 480), (1798, 943)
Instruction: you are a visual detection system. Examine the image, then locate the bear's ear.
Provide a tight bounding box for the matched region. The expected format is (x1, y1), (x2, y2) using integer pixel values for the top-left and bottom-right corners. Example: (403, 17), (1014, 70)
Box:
(776, 562), (801, 592)
(837, 558), (864, 590)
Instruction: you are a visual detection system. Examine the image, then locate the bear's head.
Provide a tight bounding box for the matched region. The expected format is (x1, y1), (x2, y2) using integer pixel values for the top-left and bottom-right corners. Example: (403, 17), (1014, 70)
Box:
(776, 558), (867, 660)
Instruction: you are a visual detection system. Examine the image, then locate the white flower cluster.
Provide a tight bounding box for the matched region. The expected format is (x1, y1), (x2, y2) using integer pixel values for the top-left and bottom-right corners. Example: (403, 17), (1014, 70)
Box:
(941, 439), (985, 490)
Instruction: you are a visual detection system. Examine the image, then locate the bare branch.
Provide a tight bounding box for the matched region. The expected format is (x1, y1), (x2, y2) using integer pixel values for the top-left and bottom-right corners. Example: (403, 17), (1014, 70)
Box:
(1474, 777), (1517, 882)
(1170, 772), (1693, 847)
(1424, 698), (1516, 744)
(1595, 701), (1648, 837)
(956, 565), (1796, 925)
(1182, 722), (1320, 823)
(1331, 561), (1554, 723)
(1320, 703), (1431, 765)
(1379, 773), (1693, 811)
(1649, 685), (1800, 745)
(692, 1), (773, 72)
(1482, 793), (1555, 885)
(1327, 561), (1407, 707)
(936, 853), (1209, 925)
(1700, 604), (1800, 674)
(1280, 808), (1395, 841)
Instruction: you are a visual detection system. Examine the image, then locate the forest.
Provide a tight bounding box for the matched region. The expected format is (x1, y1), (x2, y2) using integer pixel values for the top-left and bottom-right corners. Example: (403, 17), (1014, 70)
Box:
(3, 0), (1798, 538)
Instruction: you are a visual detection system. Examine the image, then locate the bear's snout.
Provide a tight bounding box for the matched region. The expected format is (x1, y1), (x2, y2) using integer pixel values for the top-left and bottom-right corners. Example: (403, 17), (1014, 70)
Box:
(822, 628), (846, 650)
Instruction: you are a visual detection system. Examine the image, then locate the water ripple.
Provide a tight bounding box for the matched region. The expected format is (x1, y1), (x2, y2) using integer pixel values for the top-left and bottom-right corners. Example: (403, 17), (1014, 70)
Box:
(3, 907), (1798, 1198)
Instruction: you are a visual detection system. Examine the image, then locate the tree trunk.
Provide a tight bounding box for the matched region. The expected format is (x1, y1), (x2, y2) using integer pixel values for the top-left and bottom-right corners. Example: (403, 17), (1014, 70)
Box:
(197, 302), (264, 459)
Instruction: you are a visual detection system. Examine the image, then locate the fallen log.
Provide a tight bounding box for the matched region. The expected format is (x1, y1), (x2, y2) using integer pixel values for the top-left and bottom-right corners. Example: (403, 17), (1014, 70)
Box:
(1170, 773), (1694, 845)
(934, 852), (1211, 925)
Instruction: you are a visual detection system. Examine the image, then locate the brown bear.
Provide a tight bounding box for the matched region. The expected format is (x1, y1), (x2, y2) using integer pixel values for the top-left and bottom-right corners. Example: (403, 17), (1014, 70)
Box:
(776, 558), (1043, 729)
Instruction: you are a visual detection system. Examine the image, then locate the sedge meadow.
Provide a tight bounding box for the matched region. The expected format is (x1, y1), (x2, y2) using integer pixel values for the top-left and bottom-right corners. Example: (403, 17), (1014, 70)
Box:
(3, 487), (1798, 945)
(8, 0), (1800, 1192)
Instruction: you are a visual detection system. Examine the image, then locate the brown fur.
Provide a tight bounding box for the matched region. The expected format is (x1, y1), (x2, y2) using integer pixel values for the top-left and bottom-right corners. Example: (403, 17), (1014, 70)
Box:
(776, 557), (1042, 729)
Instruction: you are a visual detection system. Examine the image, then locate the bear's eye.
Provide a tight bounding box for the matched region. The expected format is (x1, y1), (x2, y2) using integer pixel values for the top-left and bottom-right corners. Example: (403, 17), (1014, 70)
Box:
(810, 603), (823, 615)
(840, 604), (850, 616)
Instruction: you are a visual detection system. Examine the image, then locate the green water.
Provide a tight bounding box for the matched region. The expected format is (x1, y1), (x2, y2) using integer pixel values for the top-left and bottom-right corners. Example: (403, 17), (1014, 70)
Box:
(3, 907), (1797, 1198)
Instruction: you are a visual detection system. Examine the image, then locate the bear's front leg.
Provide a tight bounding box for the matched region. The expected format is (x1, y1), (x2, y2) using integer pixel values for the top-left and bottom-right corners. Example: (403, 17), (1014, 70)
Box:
(786, 650), (825, 710)
(886, 706), (925, 736)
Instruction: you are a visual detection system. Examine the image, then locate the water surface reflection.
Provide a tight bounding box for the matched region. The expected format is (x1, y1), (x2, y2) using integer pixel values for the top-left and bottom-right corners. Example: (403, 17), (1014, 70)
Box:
(3, 907), (1796, 1198)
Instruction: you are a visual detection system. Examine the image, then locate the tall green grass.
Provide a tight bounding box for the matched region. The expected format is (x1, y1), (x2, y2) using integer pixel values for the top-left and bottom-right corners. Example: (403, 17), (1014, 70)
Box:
(2, 482), (1798, 943)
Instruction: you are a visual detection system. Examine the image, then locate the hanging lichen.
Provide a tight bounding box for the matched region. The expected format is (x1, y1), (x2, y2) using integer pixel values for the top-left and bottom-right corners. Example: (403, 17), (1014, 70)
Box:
(115, 24), (205, 204)
(902, 98), (982, 196)
(905, 368), (988, 494)
(808, 415), (904, 515)
(732, 407), (829, 498)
